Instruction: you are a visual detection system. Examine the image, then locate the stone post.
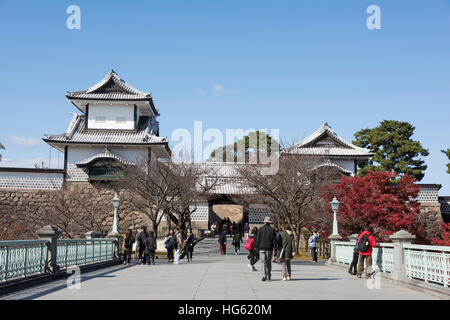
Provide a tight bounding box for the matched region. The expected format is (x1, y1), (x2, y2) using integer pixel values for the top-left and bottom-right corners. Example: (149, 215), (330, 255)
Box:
(108, 230), (121, 260)
(348, 233), (359, 243)
(389, 230), (415, 281)
(37, 225), (61, 275)
(85, 231), (102, 239)
(328, 233), (343, 263)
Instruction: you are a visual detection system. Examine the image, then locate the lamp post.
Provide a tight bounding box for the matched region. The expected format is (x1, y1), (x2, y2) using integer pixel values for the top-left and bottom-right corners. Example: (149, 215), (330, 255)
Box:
(328, 196), (342, 263)
(111, 193), (120, 235)
(330, 196), (340, 236)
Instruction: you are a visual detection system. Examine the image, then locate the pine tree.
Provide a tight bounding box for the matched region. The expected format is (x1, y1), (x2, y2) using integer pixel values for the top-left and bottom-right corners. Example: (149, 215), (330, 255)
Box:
(441, 149), (450, 174)
(353, 120), (429, 181)
(208, 130), (279, 163)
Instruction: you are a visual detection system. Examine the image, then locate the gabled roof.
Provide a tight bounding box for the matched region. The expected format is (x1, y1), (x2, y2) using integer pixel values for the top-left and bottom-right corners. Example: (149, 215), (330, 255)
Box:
(76, 148), (133, 167)
(284, 123), (373, 158)
(43, 114), (169, 150)
(66, 70), (151, 101)
(310, 161), (354, 176)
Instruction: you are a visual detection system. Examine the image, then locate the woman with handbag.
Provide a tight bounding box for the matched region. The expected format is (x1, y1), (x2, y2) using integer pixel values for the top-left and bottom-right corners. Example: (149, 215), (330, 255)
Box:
(279, 224), (294, 281)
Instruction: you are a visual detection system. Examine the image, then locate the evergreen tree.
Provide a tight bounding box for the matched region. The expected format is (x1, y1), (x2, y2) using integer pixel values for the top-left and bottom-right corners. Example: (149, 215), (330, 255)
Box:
(353, 120), (429, 181)
(208, 130), (279, 163)
(442, 149), (450, 174)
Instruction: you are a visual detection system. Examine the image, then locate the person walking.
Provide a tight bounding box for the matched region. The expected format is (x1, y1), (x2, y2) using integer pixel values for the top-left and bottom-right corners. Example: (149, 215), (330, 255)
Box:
(184, 228), (195, 262)
(219, 230), (227, 255)
(279, 224), (295, 281)
(356, 226), (377, 278)
(210, 223), (216, 239)
(136, 226), (148, 264)
(309, 230), (320, 263)
(144, 231), (157, 265)
(246, 227), (259, 271)
(123, 229), (135, 265)
(272, 227), (282, 263)
(232, 231), (243, 255)
(165, 229), (176, 263)
(174, 226), (183, 264)
(254, 217), (277, 281)
(244, 222), (250, 240)
(348, 230), (361, 275)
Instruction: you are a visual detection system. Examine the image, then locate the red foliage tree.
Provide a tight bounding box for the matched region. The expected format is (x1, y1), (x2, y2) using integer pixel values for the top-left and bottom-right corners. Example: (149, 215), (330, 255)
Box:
(322, 171), (420, 241)
(432, 223), (450, 246)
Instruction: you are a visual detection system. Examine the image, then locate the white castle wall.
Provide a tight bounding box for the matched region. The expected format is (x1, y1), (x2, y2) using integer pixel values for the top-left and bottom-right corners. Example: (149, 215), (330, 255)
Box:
(88, 105), (136, 130)
(0, 170), (63, 190)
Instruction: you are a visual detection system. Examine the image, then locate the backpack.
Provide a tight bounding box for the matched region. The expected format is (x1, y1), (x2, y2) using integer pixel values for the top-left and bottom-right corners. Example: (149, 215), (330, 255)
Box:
(245, 237), (255, 251)
(358, 233), (371, 252)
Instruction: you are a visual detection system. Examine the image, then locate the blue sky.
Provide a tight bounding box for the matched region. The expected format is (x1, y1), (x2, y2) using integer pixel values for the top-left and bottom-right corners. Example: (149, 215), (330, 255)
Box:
(0, 0), (449, 193)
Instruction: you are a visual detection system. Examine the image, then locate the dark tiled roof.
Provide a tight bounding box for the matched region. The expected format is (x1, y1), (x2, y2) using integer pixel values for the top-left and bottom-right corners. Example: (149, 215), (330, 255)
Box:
(43, 114), (166, 145)
(284, 123), (373, 157)
(76, 148), (134, 167)
(66, 70), (151, 101)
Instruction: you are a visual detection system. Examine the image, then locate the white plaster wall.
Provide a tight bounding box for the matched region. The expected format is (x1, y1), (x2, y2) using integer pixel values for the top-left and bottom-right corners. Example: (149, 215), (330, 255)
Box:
(331, 159), (355, 174)
(0, 171), (63, 190)
(88, 105), (135, 130)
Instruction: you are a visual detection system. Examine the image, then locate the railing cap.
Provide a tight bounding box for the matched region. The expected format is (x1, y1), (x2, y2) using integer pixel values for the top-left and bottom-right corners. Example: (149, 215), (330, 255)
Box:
(348, 233), (359, 241)
(389, 230), (415, 241)
(36, 225), (61, 238)
(329, 234), (343, 240)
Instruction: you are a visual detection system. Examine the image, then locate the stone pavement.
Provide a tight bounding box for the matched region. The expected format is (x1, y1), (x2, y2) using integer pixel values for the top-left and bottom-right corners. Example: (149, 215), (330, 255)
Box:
(1, 238), (443, 300)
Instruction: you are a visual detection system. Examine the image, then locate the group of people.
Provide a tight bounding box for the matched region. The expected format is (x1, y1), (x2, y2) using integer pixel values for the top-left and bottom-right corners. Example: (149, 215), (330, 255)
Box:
(348, 225), (378, 278)
(122, 226), (197, 265)
(210, 218), (247, 238)
(217, 217), (296, 281)
(245, 217), (295, 281)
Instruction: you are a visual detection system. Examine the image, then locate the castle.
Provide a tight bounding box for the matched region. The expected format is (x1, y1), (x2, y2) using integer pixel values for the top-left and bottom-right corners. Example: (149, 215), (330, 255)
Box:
(0, 71), (447, 238)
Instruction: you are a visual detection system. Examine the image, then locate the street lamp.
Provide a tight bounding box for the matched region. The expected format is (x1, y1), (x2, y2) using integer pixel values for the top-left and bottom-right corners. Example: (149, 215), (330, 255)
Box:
(111, 193), (120, 235)
(330, 196), (340, 235)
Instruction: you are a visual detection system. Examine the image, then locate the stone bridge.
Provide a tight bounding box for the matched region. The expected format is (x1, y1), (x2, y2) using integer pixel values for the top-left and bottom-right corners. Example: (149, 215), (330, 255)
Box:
(1, 238), (447, 300)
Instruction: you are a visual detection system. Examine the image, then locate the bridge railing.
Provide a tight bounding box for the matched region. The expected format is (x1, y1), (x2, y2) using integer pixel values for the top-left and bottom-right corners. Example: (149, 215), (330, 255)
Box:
(0, 240), (48, 282)
(403, 243), (450, 287)
(332, 230), (449, 288)
(56, 239), (117, 269)
(0, 227), (119, 284)
(335, 242), (394, 273)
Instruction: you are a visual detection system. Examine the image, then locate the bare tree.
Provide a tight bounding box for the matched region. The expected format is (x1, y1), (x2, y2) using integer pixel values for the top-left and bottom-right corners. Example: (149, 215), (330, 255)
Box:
(122, 158), (222, 239)
(234, 154), (341, 252)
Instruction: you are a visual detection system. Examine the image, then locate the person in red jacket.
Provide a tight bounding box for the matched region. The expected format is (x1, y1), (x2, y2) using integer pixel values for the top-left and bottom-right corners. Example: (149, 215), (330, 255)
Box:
(356, 226), (377, 278)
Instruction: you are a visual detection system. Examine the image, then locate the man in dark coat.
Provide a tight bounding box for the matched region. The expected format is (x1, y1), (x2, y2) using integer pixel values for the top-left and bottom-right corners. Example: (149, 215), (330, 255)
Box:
(144, 231), (157, 265)
(136, 226), (148, 264)
(254, 217), (277, 281)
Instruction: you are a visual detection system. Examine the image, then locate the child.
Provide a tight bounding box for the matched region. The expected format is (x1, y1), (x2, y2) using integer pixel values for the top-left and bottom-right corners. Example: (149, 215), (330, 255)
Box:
(246, 227), (259, 271)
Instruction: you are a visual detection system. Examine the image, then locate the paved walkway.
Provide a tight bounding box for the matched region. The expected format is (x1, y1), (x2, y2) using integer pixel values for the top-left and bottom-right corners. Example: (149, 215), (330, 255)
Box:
(1, 238), (443, 300)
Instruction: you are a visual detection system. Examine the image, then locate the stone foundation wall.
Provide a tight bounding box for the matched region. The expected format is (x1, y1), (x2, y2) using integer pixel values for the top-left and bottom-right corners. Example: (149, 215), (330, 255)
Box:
(0, 182), (211, 240)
